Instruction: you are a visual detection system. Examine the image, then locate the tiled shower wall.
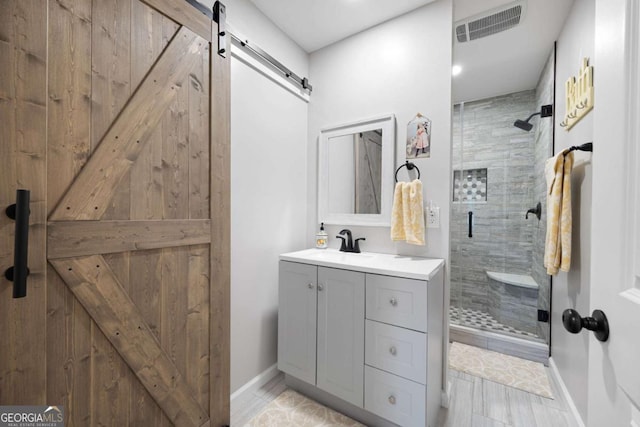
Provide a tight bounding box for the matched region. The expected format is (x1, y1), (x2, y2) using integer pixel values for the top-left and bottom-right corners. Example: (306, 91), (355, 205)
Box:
(451, 91), (539, 329)
(532, 49), (555, 343)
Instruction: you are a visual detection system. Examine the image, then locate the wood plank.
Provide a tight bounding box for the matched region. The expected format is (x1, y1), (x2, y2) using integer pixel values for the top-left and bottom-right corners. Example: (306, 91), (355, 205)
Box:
(0, 0), (48, 405)
(185, 19), (211, 407)
(209, 19), (231, 426)
(91, 0), (131, 153)
(140, 0), (212, 42)
(129, 4), (171, 425)
(93, 0), (132, 221)
(46, 267), (93, 426)
(50, 255), (210, 427)
(47, 0), (93, 214)
(50, 26), (204, 221)
(92, 321), (132, 425)
(130, 2), (165, 222)
(89, 2), (133, 420)
(161, 246), (189, 381)
(47, 219), (211, 258)
(128, 249), (170, 426)
(158, 22), (191, 422)
(162, 20), (190, 220)
(188, 35), (211, 219)
(187, 246), (211, 408)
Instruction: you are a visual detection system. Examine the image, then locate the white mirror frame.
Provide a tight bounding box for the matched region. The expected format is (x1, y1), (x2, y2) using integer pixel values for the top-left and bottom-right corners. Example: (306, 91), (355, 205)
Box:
(318, 113), (396, 226)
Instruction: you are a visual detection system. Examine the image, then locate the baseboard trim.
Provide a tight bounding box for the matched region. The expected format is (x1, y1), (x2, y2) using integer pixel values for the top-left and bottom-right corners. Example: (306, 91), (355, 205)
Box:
(441, 379), (452, 408)
(230, 363), (280, 403)
(548, 357), (586, 427)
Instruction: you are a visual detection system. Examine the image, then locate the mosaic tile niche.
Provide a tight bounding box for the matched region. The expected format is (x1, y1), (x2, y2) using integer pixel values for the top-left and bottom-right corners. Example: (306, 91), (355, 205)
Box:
(453, 168), (488, 202)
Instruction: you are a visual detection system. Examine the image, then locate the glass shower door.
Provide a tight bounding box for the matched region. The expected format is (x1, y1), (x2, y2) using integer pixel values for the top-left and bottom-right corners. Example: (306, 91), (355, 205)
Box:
(450, 79), (553, 345)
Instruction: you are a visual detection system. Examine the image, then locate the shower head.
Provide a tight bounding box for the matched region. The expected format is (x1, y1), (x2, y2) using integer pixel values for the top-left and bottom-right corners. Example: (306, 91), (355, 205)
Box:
(513, 104), (553, 132)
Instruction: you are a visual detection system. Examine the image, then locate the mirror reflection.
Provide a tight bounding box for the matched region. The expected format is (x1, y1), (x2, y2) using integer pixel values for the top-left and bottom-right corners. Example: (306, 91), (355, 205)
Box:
(318, 114), (395, 227)
(328, 130), (382, 215)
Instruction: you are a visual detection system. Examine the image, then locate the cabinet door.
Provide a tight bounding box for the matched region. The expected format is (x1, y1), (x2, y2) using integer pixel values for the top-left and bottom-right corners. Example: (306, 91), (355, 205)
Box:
(317, 267), (365, 407)
(277, 261), (317, 385)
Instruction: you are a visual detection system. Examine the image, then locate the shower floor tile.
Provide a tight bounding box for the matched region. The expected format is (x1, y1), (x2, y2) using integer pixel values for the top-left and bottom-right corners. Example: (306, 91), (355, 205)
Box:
(450, 306), (539, 339)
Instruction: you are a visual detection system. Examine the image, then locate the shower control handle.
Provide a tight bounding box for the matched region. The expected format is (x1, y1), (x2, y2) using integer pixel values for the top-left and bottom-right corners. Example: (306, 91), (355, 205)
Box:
(562, 308), (609, 342)
(526, 202), (542, 220)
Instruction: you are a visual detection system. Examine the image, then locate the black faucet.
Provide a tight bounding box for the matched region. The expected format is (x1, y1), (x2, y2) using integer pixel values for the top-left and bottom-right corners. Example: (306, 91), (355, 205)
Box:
(336, 229), (366, 253)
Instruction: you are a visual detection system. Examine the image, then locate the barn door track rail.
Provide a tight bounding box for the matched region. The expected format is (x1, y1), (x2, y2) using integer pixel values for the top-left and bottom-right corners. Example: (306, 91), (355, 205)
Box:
(187, 0), (313, 93)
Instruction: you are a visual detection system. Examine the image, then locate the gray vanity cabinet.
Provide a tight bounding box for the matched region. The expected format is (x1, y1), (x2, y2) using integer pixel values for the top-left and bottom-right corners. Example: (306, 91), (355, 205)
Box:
(278, 261), (365, 407)
(277, 261), (317, 385)
(278, 249), (444, 427)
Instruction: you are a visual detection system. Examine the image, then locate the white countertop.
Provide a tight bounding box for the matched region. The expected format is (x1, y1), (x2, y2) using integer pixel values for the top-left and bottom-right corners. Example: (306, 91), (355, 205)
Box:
(279, 248), (444, 281)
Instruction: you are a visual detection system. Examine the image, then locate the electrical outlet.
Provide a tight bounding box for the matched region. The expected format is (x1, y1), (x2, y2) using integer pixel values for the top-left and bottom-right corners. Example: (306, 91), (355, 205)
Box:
(426, 206), (440, 228)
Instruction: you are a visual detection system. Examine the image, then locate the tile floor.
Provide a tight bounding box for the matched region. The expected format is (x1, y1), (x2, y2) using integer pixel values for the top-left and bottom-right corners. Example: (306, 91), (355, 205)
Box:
(231, 366), (577, 427)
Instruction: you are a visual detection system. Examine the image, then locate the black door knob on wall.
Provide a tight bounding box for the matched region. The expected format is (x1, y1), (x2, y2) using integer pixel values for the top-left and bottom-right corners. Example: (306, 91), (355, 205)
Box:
(562, 308), (609, 342)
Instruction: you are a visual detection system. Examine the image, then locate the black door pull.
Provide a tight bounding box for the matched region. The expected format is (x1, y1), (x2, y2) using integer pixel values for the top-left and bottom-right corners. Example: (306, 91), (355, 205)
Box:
(562, 308), (609, 342)
(4, 189), (30, 298)
(468, 211), (473, 238)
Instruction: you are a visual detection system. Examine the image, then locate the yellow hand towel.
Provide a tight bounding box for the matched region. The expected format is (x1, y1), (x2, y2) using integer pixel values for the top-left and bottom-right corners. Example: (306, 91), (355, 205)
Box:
(390, 179), (425, 246)
(391, 182), (405, 241)
(544, 151), (574, 275)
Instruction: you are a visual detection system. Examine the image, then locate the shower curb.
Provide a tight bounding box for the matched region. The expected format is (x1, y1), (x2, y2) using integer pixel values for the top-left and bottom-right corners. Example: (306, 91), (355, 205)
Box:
(450, 323), (548, 365)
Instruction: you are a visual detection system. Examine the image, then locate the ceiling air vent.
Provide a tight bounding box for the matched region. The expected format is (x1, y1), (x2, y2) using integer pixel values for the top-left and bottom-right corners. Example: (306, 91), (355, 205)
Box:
(455, 1), (525, 43)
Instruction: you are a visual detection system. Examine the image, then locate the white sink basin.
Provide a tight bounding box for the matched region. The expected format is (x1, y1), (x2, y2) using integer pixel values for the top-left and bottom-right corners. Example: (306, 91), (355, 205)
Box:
(279, 248), (445, 281)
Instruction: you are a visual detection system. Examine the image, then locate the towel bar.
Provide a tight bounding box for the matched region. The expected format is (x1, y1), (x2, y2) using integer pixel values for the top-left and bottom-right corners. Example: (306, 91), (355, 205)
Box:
(567, 142), (593, 152)
(395, 161), (421, 182)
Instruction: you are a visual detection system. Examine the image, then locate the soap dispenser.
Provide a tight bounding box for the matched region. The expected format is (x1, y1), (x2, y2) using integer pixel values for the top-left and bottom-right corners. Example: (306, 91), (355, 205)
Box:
(316, 223), (328, 249)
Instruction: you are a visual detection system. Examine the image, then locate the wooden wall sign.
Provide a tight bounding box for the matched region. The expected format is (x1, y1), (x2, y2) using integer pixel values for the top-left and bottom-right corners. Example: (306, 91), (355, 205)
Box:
(560, 57), (594, 130)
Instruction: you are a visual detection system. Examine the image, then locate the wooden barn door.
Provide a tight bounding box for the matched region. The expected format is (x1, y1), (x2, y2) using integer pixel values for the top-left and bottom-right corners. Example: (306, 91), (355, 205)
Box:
(0, 1), (230, 426)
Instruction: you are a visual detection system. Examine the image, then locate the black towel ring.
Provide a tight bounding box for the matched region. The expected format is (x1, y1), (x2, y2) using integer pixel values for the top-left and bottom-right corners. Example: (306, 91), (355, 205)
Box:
(567, 142), (593, 152)
(395, 161), (421, 182)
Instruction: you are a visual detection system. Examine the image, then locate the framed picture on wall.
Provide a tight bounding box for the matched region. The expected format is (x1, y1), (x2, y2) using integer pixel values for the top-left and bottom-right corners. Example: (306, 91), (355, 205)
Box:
(406, 113), (431, 159)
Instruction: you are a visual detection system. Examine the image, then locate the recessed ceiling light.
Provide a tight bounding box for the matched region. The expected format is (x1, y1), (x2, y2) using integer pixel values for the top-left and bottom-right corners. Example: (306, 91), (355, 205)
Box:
(452, 65), (463, 76)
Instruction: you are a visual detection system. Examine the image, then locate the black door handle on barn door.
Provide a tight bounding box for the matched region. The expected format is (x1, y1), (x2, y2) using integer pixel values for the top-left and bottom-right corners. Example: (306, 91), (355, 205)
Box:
(562, 308), (609, 342)
(4, 189), (30, 298)
(468, 211), (473, 238)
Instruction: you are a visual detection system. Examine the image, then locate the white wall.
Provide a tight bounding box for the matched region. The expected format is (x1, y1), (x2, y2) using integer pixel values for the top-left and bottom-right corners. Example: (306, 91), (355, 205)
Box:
(199, 0), (310, 392)
(307, 0), (453, 259)
(551, 0), (595, 423)
(307, 0), (453, 392)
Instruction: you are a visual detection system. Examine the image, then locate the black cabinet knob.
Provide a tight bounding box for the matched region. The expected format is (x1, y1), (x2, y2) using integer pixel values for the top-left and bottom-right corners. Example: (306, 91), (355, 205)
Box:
(562, 308), (609, 342)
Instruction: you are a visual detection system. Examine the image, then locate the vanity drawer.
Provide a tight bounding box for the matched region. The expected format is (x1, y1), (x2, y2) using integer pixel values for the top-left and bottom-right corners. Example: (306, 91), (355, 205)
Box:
(366, 274), (427, 332)
(365, 320), (426, 384)
(364, 365), (425, 427)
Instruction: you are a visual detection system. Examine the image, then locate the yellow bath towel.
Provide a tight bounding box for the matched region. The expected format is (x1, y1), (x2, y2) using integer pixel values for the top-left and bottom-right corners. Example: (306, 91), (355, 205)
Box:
(544, 150), (574, 275)
(390, 179), (425, 245)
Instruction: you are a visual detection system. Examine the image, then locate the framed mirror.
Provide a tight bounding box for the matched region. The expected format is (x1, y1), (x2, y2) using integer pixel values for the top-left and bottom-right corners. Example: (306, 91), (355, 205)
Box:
(318, 114), (395, 226)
